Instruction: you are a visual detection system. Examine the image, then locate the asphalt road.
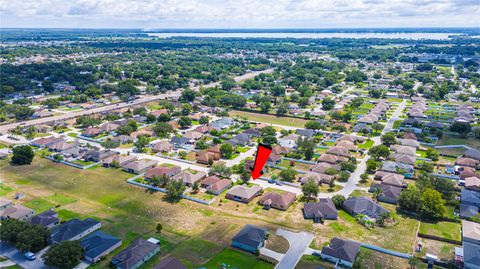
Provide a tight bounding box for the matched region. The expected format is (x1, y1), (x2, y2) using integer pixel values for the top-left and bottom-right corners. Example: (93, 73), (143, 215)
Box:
(0, 243), (51, 269)
(274, 228), (315, 269)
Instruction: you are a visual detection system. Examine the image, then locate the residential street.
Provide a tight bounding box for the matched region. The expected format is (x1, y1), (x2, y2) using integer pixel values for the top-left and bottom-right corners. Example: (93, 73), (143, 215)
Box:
(274, 229), (315, 269)
(0, 243), (51, 269)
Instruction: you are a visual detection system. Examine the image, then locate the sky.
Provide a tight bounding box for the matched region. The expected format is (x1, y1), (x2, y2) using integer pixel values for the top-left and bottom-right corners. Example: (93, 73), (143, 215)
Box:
(1, 0), (480, 29)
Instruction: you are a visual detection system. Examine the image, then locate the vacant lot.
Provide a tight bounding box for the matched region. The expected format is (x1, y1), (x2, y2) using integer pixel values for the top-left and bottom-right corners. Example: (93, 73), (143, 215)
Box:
(419, 221), (461, 241)
(437, 134), (480, 149)
(354, 247), (410, 269)
(229, 110), (308, 128)
(202, 248), (274, 269)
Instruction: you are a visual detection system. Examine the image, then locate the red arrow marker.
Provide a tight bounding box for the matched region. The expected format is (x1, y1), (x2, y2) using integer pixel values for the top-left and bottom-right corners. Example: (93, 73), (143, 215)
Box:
(250, 143), (272, 180)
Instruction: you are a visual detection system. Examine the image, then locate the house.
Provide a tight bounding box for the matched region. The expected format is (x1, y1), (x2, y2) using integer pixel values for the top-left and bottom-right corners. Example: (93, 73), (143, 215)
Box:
(300, 172), (333, 185)
(339, 135), (365, 143)
(381, 161), (414, 177)
(336, 140), (358, 151)
(226, 185), (263, 203)
(111, 135), (133, 144)
(152, 141), (174, 153)
(170, 137), (190, 148)
(231, 224), (267, 253)
(171, 170), (207, 186)
(84, 150), (118, 162)
(153, 257), (186, 269)
(82, 127), (103, 137)
(144, 165), (182, 180)
(327, 146), (351, 158)
(463, 242), (480, 269)
(303, 199), (338, 223)
(30, 210), (60, 229)
(30, 136), (64, 148)
(49, 140), (80, 152)
(242, 128), (261, 137)
(228, 133), (251, 146)
(211, 118), (234, 130)
(456, 157), (479, 168)
(342, 196), (389, 220)
(150, 109), (169, 117)
(197, 150), (220, 164)
(102, 155), (137, 167)
(317, 154), (346, 164)
(194, 125), (214, 134)
(278, 137), (297, 149)
(111, 239), (160, 269)
(460, 189), (480, 219)
(184, 131), (203, 140)
(390, 145), (416, 156)
(397, 138), (420, 148)
(369, 184), (402, 204)
(0, 202), (35, 221)
(258, 192), (296, 210)
(321, 237), (361, 268)
(465, 149), (480, 161)
(122, 159), (158, 174)
(310, 162), (340, 174)
(81, 231), (122, 263)
(374, 171), (405, 187)
(392, 153), (416, 165)
(0, 197), (13, 210)
(50, 218), (101, 244)
(272, 146), (290, 155)
(462, 220), (480, 245)
(206, 179), (232, 195)
(296, 129), (315, 138)
(267, 153), (282, 164)
(465, 177), (480, 192)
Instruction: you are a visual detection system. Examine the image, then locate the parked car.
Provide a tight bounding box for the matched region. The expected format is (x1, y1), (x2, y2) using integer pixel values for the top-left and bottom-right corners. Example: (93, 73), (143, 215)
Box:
(24, 252), (36, 261)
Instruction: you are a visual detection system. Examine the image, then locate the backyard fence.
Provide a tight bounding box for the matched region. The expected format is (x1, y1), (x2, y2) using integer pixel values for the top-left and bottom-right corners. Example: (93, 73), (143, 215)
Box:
(417, 233), (462, 245)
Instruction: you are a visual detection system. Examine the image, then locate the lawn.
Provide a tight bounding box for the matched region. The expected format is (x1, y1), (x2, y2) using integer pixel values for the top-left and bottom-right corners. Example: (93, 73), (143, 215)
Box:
(358, 139), (374, 150)
(354, 247), (410, 269)
(169, 238), (224, 268)
(202, 248), (274, 269)
(229, 110), (308, 128)
(419, 221), (461, 241)
(295, 255), (335, 269)
(23, 198), (55, 212)
(437, 134), (480, 149)
(0, 183), (13, 196)
(45, 193), (77, 205)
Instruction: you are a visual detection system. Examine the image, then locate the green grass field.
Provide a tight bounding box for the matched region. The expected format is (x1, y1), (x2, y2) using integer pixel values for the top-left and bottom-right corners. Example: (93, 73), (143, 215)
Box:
(23, 198), (55, 212)
(229, 110), (308, 128)
(419, 221), (461, 241)
(202, 248), (274, 269)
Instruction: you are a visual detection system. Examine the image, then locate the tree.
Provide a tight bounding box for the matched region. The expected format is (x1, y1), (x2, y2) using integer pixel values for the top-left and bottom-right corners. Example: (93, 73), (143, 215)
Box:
(398, 185), (422, 213)
(156, 223), (163, 233)
(259, 101), (271, 113)
(302, 178), (319, 200)
(421, 189), (445, 219)
(165, 179), (186, 202)
(181, 88), (196, 102)
(368, 145), (390, 160)
(0, 219), (50, 252)
(11, 145), (34, 165)
(305, 120), (323, 130)
(157, 113), (171, 122)
(178, 116), (192, 129)
(101, 138), (119, 150)
(209, 163), (232, 177)
(153, 122), (173, 138)
(134, 135), (149, 152)
(199, 116), (209, 125)
(381, 132), (396, 147)
(240, 170), (251, 184)
(304, 146), (314, 161)
(332, 195), (346, 208)
(372, 123), (384, 134)
(178, 151), (187, 159)
(24, 126), (37, 140)
(220, 143), (234, 159)
(192, 181), (200, 193)
(450, 122), (471, 136)
(425, 148), (439, 161)
(43, 241), (84, 269)
(279, 168), (297, 182)
(321, 97), (335, 110)
(366, 158), (379, 173)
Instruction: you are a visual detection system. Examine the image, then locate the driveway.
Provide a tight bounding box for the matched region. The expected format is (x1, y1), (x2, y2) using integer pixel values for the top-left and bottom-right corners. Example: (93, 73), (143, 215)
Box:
(0, 243), (51, 269)
(274, 229), (315, 269)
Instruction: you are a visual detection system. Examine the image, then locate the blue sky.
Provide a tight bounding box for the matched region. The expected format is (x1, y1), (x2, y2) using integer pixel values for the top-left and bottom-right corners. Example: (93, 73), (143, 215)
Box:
(1, 0), (479, 28)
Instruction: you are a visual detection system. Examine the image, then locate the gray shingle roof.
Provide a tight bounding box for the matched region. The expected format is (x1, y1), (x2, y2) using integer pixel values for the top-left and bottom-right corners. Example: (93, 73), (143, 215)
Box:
(51, 218), (100, 243)
(81, 231), (121, 260)
(231, 224), (267, 249)
(321, 237), (361, 263)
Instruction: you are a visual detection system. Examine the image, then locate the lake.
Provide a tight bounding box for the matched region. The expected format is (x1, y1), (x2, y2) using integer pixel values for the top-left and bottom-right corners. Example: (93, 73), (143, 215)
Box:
(147, 32), (460, 40)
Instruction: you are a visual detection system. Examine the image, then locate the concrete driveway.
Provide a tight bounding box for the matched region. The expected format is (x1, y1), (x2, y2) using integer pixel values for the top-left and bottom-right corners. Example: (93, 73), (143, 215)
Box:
(0, 243), (51, 269)
(274, 228), (315, 269)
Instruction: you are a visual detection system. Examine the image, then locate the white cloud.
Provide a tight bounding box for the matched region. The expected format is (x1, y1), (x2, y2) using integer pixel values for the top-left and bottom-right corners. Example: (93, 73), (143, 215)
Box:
(0, 0), (479, 28)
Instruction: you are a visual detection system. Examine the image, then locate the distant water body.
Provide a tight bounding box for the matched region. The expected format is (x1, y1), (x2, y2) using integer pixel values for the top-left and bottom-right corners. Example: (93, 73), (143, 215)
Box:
(147, 32), (460, 40)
